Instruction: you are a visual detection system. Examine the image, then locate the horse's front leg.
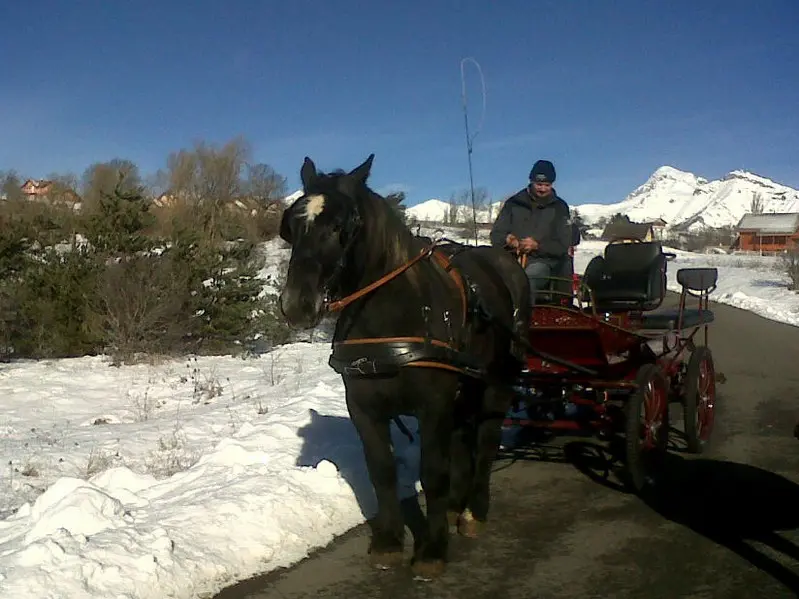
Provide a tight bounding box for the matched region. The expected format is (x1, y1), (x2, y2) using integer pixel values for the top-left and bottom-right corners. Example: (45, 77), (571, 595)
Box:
(412, 397), (455, 579)
(347, 396), (405, 568)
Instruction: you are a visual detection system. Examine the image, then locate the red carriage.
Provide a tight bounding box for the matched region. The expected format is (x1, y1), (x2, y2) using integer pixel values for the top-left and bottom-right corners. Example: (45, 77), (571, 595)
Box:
(505, 238), (719, 492)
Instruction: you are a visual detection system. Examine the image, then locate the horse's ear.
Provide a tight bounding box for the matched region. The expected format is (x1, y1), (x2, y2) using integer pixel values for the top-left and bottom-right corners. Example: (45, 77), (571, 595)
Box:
(347, 153), (374, 184)
(300, 156), (317, 189)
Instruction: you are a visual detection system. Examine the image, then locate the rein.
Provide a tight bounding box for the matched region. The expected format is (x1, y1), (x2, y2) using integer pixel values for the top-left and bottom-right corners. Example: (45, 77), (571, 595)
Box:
(325, 240), (466, 318)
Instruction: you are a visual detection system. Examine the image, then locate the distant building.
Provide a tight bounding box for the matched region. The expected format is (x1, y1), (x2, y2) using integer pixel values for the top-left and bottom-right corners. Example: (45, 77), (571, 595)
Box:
(21, 179), (54, 197)
(19, 179), (81, 207)
(644, 218), (668, 240)
(600, 220), (655, 242)
(735, 212), (799, 253)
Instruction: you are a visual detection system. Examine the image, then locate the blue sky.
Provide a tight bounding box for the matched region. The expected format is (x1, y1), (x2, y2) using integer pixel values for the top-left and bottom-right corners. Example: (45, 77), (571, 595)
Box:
(1, 0), (797, 207)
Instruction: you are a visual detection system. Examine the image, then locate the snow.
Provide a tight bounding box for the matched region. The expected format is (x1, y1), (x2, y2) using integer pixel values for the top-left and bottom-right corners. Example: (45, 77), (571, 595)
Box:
(1, 231), (798, 599)
(291, 166), (799, 233)
(403, 167), (799, 233)
(571, 167), (799, 232)
(404, 198), (503, 224)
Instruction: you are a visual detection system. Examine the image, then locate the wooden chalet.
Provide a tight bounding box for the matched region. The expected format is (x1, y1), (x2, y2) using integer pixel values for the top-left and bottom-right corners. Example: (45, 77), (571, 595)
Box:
(21, 179), (53, 197)
(735, 212), (799, 253)
(19, 179), (81, 206)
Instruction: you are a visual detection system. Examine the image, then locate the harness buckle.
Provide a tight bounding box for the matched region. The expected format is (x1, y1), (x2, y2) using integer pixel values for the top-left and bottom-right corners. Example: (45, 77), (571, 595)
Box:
(344, 357), (379, 376)
(443, 310), (455, 346)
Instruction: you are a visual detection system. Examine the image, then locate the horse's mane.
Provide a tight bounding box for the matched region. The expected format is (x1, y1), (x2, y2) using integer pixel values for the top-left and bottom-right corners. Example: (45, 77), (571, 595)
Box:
(314, 169), (416, 273)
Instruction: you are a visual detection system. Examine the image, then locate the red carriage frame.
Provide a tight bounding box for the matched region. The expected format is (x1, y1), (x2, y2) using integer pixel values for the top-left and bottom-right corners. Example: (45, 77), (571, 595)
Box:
(504, 239), (719, 492)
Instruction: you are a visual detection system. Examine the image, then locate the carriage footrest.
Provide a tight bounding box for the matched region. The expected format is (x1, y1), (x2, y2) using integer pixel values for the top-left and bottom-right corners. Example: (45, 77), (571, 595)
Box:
(641, 308), (714, 330)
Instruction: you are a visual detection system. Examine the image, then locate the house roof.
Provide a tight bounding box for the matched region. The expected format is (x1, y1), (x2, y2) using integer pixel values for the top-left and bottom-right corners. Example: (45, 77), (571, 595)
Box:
(21, 179), (56, 198)
(736, 212), (799, 234)
(601, 221), (653, 241)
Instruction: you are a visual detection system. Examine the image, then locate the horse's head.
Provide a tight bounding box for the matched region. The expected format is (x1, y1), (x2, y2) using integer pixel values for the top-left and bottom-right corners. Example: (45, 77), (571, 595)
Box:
(278, 154), (374, 329)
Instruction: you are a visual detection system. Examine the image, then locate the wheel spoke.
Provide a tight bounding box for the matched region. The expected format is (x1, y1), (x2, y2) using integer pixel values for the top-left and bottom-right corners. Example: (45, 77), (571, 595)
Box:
(626, 364), (670, 492)
(640, 379), (665, 450)
(693, 355), (716, 441)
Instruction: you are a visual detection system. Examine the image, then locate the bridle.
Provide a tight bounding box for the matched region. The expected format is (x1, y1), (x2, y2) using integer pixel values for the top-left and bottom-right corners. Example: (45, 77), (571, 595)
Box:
(286, 205), (466, 320)
(317, 214), (363, 310)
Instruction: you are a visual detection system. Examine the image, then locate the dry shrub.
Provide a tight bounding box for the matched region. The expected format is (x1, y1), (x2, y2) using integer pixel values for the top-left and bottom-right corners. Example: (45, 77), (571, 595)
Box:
(91, 253), (193, 363)
(783, 249), (799, 291)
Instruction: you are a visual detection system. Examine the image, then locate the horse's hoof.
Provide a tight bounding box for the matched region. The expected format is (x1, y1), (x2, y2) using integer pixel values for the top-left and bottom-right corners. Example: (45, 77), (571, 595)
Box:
(411, 558), (446, 580)
(458, 519), (485, 538)
(457, 509), (485, 538)
(369, 549), (404, 570)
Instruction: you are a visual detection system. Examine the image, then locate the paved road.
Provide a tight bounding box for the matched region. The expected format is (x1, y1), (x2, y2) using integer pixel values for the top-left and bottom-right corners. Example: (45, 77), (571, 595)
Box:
(216, 296), (799, 599)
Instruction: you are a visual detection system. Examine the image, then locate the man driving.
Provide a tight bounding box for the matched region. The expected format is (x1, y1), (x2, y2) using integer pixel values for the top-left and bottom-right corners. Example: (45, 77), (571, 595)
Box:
(490, 159), (572, 307)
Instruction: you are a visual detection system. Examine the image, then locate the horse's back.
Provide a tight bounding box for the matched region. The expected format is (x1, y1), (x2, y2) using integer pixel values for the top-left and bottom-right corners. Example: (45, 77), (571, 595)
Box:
(440, 243), (529, 328)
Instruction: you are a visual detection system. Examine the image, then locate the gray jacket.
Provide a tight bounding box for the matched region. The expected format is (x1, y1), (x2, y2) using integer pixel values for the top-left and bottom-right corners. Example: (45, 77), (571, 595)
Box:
(489, 187), (571, 259)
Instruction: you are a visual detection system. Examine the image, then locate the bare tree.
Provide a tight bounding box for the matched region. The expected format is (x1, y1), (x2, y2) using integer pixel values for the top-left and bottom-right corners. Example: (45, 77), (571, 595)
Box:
(783, 249), (799, 291)
(245, 162), (286, 207)
(144, 169), (170, 198)
(46, 172), (79, 192)
(448, 187), (490, 225)
(0, 170), (24, 202)
(167, 137), (250, 203)
(81, 159), (141, 210)
(165, 137), (252, 241)
(750, 192), (765, 214)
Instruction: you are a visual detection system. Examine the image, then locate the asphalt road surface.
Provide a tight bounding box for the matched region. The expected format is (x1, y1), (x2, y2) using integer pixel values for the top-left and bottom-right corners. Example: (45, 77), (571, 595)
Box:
(216, 296), (799, 599)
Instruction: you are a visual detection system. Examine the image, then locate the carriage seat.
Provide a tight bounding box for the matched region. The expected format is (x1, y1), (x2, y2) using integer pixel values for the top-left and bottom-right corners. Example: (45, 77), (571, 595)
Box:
(582, 241), (667, 312)
(640, 267), (718, 329)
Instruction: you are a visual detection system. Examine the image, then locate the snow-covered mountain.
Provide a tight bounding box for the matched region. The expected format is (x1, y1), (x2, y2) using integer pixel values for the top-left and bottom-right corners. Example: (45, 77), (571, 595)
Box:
(282, 166), (799, 232)
(403, 167), (799, 231)
(573, 166), (799, 231)
(282, 191), (505, 224)
(403, 198), (504, 224)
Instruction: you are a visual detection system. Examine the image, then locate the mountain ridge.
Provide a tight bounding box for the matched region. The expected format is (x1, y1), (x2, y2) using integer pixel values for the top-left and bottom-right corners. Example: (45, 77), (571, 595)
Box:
(403, 167), (799, 231)
(280, 167), (799, 232)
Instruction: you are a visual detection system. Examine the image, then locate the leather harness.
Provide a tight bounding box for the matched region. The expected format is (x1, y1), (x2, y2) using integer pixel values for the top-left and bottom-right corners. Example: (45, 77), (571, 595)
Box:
(325, 241), (486, 379)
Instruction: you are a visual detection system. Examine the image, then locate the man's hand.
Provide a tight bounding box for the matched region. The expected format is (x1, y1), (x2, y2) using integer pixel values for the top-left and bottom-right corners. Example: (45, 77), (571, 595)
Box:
(519, 237), (539, 253)
(505, 234), (519, 250)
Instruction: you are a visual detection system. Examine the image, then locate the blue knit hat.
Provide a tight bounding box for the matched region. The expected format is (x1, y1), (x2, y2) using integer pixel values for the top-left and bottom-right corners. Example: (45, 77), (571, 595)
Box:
(529, 160), (556, 183)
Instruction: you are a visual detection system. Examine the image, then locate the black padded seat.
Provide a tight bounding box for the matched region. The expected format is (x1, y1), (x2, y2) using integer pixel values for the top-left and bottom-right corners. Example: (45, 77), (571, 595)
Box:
(582, 241), (667, 312)
(641, 308), (715, 330)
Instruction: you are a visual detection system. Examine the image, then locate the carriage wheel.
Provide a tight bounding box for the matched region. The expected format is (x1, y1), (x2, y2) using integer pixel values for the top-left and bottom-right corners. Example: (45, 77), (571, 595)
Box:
(624, 363), (669, 493)
(682, 346), (716, 454)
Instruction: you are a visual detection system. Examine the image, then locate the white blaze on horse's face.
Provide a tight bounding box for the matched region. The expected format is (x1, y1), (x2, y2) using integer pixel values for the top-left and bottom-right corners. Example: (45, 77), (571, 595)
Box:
(303, 194), (326, 228)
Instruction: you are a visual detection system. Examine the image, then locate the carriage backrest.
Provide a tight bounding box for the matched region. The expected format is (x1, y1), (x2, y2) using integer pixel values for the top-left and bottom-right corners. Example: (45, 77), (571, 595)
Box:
(583, 241), (667, 312)
(676, 267), (718, 293)
(602, 241), (664, 273)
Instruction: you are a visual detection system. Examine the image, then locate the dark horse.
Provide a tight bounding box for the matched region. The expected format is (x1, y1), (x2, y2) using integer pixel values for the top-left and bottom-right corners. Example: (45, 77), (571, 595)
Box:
(278, 154), (530, 578)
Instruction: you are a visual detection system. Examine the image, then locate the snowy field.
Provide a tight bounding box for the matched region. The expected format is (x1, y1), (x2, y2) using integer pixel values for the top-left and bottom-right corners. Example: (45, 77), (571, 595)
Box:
(1, 229), (798, 598)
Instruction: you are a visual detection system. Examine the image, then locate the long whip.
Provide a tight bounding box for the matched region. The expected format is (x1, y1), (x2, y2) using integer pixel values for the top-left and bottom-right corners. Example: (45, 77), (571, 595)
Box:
(460, 57), (486, 246)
